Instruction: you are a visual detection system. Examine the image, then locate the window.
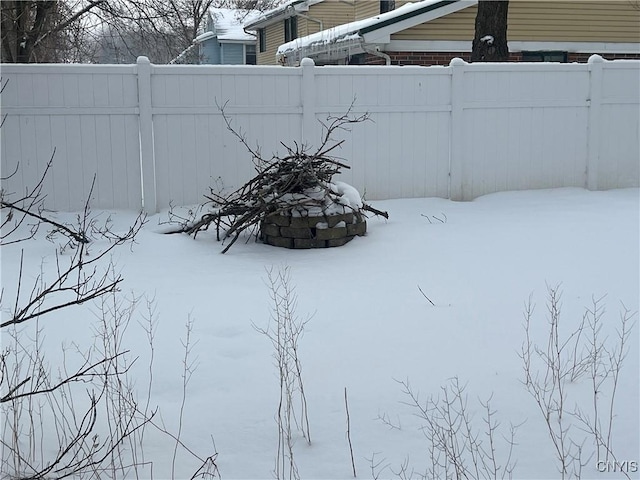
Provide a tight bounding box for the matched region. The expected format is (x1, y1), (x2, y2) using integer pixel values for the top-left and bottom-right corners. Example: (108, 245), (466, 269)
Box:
(258, 28), (266, 53)
(245, 44), (256, 65)
(380, 0), (395, 13)
(349, 53), (366, 65)
(522, 51), (567, 63)
(284, 16), (298, 42)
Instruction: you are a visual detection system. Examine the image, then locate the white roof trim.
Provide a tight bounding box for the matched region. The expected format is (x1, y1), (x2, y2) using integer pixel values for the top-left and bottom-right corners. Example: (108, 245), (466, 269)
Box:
(509, 41), (640, 54)
(387, 39), (640, 54)
(362, 0), (476, 44)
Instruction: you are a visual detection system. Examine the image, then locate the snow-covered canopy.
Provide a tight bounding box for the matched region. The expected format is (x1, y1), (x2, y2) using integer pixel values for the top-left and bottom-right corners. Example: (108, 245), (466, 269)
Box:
(276, 0), (476, 65)
(277, 2), (412, 56)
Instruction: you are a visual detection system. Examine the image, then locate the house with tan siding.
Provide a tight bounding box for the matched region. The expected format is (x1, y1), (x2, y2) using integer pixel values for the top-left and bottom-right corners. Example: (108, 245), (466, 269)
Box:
(244, 0), (404, 65)
(271, 0), (640, 66)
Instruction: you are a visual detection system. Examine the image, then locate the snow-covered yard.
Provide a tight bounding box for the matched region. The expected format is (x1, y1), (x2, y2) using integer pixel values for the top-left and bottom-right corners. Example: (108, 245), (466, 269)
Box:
(2, 186), (638, 479)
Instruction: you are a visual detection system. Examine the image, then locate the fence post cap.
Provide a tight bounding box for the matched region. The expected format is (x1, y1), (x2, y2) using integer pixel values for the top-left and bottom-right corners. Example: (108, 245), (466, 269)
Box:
(301, 57), (315, 67)
(137, 56), (151, 65)
(450, 57), (467, 67)
(588, 54), (605, 64)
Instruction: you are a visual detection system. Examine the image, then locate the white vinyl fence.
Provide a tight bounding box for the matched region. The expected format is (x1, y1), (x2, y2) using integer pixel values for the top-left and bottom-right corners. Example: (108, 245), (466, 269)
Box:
(1, 56), (638, 212)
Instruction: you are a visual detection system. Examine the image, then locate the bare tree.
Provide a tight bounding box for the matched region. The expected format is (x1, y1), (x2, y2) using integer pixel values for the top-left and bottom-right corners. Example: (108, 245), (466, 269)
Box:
(221, 0), (283, 12)
(1, 0), (286, 64)
(471, 1), (509, 62)
(97, 0), (215, 64)
(2, 0), (217, 64)
(1, 1), (107, 63)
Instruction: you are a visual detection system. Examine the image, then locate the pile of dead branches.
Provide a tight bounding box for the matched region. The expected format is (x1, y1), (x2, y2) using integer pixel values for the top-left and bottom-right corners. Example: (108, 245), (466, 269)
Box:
(169, 105), (388, 253)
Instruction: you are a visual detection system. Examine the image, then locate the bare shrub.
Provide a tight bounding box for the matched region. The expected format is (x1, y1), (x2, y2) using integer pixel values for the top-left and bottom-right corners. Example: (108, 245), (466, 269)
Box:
(1, 157), (220, 478)
(1, 161), (149, 477)
(398, 377), (518, 480)
(254, 266), (311, 480)
(520, 285), (637, 479)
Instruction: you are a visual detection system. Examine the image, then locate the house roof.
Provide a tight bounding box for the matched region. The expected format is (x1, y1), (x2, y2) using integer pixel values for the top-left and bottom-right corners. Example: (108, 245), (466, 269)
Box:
(244, 0), (324, 30)
(209, 7), (261, 42)
(277, 0), (475, 62)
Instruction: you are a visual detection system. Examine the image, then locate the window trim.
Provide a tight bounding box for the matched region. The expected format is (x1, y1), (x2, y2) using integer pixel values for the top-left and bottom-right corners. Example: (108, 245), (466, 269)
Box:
(284, 16), (298, 43)
(245, 43), (256, 65)
(380, 0), (395, 14)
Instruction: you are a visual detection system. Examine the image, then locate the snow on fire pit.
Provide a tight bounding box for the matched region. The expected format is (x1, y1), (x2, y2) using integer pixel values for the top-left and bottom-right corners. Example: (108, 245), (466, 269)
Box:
(260, 182), (367, 249)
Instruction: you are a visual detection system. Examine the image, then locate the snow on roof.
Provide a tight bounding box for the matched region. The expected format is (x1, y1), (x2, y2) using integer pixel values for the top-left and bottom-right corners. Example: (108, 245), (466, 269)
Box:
(209, 8), (261, 42)
(249, 0), (300, 24)
(245, 0), (324, 29)
(277, 0), (458, 56)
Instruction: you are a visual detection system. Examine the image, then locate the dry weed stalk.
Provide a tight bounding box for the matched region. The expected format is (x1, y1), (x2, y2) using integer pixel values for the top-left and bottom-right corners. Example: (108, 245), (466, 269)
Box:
(254, 266), (311, 480)
(520, 285), (637, 479)
(344, 387), (356, 477)
(398, 377), (518, 480)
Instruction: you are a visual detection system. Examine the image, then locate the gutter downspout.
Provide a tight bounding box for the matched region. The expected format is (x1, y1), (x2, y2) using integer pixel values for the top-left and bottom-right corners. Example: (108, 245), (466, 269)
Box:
(363, 44), (391, 65)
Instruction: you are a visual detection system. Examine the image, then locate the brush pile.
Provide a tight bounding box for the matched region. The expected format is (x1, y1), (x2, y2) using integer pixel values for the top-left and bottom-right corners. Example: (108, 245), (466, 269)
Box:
(170, 108), (388, 253)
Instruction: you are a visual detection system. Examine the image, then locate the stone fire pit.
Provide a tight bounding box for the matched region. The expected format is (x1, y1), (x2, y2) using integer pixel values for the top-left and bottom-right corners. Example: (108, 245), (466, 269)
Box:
(260, 182), (367, 249)
(261, 210), (366, 249)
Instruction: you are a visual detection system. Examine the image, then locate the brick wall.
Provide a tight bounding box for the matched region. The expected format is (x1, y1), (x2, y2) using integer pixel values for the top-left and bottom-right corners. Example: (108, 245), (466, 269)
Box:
(364, 51), (471, 65)
(364, 51), (640, 66)
(567, 52), (640, 62)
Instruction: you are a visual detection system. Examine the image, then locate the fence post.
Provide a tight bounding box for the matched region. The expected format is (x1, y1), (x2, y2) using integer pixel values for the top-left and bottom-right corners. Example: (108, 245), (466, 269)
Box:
(586, 54), (604, 191)
(449, 57), (466, 201)
(137, 56), (156, 213)
(301, 57), (316, 148)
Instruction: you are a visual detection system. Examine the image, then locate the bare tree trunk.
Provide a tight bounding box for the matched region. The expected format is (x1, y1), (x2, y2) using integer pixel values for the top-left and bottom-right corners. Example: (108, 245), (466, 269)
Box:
(471, 0), (509, 62)
(1, 0), (268, 64)
(1, 0), (106, 63)
(1, 1), (56, 63)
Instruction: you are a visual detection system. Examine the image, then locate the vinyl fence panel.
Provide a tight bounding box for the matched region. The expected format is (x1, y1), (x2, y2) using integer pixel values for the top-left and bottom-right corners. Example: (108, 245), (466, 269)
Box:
(596, 60), (640, 190)
(311, 66), (452, 200)
(149, 65), (304, 208)
(1, 56), (638, 213)
(1, 65), (142, 211)
(456, 63), (591, 200)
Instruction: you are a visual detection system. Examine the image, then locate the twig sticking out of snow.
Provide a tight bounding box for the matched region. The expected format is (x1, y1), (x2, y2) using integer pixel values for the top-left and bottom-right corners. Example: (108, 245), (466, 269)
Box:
(418, 285), (436, 306)
(345, 387), (357, 477)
